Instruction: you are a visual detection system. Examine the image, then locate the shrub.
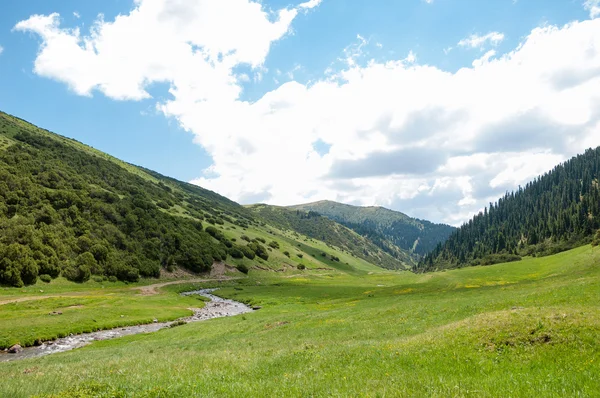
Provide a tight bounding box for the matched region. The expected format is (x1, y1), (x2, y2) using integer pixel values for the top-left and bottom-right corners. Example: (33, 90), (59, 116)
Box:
(229, 247), (244, 259)
(39, 274), (52, 283)
(471, 253), (522, 267)
(63, 263), (91, 283)
(256, 237), (266, 244)
(297, 253), (303, 259)
(156, 201), (170, 209)
(205, 226), (219, 238)
(236, 264), (249, 274)
(239, 245), (256, 260)
(283, 251), (290, 257)
(90, 244), (109, 264)
(268, 240), (280, 249)
(117, 266), (140, 282)
(297, 264), (306, 270)
(248, 242), (269, 261)
(77, 252), (98, 270)
(92, 276), (104, 283)
(108, 275), (118, 283)
(241, 235), (251, 242)
(193, 221), (203, 232)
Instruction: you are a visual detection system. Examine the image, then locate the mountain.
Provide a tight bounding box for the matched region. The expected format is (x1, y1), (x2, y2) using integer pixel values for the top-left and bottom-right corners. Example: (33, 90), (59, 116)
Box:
(247, 204), (410, 270)
(0, 111), (388, 287)
(289, 201), (455, 260)
(419, 147), (600, 272)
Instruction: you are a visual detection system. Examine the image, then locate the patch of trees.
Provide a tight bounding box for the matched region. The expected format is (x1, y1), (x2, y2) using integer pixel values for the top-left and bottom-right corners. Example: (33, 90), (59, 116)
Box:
(419, 147), (600, 272)
(0, 116), (248, 286)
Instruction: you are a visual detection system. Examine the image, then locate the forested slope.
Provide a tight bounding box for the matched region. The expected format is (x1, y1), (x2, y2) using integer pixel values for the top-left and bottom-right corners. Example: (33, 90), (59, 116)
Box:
(290, 201), (455, 258)
(419, 147), (600, 271)
(0, 111), (262, 286)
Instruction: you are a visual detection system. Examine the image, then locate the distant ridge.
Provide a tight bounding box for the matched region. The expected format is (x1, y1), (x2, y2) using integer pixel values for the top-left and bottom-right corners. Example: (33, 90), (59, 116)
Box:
(289, 200), (455, 262)
(247, 203), (411, 269)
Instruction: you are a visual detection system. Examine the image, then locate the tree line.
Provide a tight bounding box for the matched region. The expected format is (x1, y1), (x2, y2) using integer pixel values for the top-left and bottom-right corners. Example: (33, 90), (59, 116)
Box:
(418, 147), (600, 271)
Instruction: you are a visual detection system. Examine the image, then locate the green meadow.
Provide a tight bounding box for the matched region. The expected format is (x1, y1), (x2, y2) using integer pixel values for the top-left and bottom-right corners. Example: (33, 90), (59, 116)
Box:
(1, 245), (599, 397)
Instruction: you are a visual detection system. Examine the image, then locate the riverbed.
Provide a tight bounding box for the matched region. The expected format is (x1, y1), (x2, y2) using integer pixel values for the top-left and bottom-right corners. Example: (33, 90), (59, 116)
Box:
(0, 289), (253, 362)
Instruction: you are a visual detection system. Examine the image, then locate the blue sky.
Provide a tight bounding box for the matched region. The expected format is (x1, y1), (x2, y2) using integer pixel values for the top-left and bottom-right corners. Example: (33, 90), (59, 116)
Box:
(1, 0), (599, 224)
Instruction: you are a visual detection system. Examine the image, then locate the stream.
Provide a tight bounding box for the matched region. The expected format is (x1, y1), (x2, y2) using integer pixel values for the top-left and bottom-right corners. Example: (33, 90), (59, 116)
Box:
(0, 289), (253, 362)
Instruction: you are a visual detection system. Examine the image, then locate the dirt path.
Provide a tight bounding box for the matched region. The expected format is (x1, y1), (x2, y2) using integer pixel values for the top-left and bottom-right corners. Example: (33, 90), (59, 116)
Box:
(0, 296), (53, 306)
(0, 276), (243, 305)
(135, 276), (241, 296)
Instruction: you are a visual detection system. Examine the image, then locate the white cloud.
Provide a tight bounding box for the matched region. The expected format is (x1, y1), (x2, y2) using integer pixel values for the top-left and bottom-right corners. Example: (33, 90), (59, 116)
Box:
(585, 0), (600, 18)
(14, 0), (308, 100)
(16, 4), (600, 225)
(458, 31), (505, 49)
(298, 0), (322, 10)
(0, 45), (3, 55)
(471, 49), (496, 67)
(73, 11), (80, 19)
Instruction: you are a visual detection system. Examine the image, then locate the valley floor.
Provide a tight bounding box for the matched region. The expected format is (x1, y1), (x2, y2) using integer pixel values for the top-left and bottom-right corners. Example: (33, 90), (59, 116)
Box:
(1, 245), (599, 397)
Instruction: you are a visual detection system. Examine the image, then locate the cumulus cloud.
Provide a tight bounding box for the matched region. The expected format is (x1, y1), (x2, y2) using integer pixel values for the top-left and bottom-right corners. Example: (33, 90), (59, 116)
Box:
(14, 0), (306, 100)
(458, 32), (505, 49)
(16, 3), (600, 225)
(585, 0), (600, 18)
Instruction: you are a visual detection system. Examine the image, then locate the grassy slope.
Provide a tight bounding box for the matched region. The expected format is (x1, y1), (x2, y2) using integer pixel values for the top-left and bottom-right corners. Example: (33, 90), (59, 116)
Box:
(1, 245), (598, 397)
(247, 204), (409, 270)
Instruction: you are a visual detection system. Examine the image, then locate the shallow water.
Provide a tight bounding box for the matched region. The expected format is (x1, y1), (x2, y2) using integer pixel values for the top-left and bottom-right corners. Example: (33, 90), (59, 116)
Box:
(0, 289), (252, 362)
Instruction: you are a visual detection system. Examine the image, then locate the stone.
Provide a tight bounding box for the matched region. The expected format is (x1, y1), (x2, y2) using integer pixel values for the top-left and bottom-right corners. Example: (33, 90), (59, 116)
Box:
(252, 306), (262, 310)
(153, 319), (158, 323)
(8, 344), (22, 354)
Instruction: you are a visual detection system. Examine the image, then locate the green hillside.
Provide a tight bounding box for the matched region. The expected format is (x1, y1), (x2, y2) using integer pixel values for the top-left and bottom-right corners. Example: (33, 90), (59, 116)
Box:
(248, 204), (411, 269)
(0, 111), (390, 287)
(290, 200), (455, 258)
(420, 147), (600, 271)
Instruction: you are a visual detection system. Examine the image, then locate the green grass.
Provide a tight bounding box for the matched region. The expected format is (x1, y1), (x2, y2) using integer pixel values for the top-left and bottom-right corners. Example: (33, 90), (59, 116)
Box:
(0, 279), (208, 349)
(1, 246), (599, 397)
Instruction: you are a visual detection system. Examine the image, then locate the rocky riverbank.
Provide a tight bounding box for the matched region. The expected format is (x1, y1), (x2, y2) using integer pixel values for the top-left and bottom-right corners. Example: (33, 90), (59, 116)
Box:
(1, 289), (253, 362)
